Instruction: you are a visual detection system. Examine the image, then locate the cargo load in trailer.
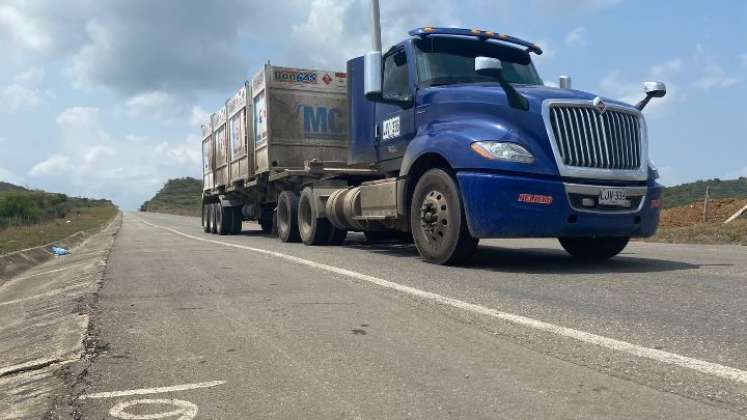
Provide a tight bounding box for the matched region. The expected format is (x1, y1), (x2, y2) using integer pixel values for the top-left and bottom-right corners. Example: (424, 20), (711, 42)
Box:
(200, 2), (667, 265)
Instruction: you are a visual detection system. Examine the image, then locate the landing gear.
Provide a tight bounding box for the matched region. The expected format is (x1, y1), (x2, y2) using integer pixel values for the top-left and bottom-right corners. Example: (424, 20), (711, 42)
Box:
(410, 169), (478, 265)
(559, 237), (630, 260)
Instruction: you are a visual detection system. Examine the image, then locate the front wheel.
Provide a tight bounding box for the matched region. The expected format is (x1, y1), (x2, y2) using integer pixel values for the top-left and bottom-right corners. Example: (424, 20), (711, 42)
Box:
(558, 237), (630, 260)
(410, 169), (478, 265)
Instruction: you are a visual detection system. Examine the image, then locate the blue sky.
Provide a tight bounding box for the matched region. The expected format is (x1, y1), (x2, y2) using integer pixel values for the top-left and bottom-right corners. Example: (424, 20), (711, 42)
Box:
(1, 0), (745, 209)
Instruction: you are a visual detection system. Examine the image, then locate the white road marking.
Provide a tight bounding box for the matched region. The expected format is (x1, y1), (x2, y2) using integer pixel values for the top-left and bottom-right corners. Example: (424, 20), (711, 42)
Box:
(139, 217), (747, 385)
(78, 380), (226, 400)
(109, 399), (197, 420)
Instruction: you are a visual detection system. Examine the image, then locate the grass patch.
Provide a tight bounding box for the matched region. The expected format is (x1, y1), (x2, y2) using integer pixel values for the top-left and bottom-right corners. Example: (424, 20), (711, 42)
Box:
(646, 219), (747, 246)
(0, 203), (118, 255)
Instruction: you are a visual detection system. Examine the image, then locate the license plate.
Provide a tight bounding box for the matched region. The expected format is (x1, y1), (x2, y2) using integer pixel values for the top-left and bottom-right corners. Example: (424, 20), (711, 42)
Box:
(598, 188), (630, 207)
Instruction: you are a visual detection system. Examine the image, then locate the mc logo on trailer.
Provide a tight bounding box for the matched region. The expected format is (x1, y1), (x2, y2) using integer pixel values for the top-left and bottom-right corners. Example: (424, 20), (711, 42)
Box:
(299, 105), (345, 140)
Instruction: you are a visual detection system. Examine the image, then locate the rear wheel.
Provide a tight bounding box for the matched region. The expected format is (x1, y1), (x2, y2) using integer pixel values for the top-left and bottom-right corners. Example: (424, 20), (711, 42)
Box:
(210, 204), (218, 234)
(259, 217), (273, 234)
(328, 227), (347, 245)
(558, 237), (630, 260)
(298, 187), (333, 245)
(229, 207), (243, 235)
(202, 203), (210, 233)
(410, 169), (478, 265)
(277, 191), (300, 242)
(215, 204), (229, 236)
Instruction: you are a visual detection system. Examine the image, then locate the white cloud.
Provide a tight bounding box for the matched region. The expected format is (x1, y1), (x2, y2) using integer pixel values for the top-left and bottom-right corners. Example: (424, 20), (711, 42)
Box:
(13, 67), (45, 85)
(564, 27), (586, 46)
(56, 106), (99, 128)
(27, 105), (202, 208)
(693, 64), (740, 89)
(599, 58), (684, 117)
(190, 106), (210, 127)
(0, 167), (22, 184)
(0, 3), (53, 54)
(29, 155), (72, 177)
(536, 0), (622, 13)
(125, 91), (179, 119)
(0, 84), (41, 112)
(0, 68), (46, 113)
(288, 0), (461, 69)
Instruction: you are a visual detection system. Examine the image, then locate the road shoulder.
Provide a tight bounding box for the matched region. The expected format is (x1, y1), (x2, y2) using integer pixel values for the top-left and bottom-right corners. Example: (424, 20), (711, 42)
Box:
(0, 213), (121, 419)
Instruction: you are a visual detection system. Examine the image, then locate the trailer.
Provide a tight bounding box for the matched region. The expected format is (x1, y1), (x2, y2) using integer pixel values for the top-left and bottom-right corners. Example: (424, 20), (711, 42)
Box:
(201, 64), (385, 241)
(202, 2), (668, 265)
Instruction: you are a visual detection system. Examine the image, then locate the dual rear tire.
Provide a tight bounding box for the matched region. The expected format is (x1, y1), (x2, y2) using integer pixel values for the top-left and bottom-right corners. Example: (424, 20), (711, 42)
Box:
(277, 189), (347, 245)
(203, 203), (242, 235)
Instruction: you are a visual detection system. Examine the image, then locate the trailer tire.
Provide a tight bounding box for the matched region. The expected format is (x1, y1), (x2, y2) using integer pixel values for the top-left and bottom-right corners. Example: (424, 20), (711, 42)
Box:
(210, 204), (218, 234)
(410, 169), (478, 265)
(277, 191), (301, 242)
(298, 187), (333, 245)
(558, 237), (629, 260)
(259, 217), (273, 234)
(215, 204), (229, 236)
(229, 207), (243, 235)
(202, 204), (210, 233)
(328, 227), (347, 245)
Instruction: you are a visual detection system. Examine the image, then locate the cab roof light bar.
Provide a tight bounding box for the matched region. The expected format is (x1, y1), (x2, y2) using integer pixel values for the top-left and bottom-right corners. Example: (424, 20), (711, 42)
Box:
(408, 27), (543, 55)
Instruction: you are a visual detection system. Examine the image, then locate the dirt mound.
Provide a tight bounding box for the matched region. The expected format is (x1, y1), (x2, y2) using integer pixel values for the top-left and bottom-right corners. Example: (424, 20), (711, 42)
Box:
(659, 198), (747, 228)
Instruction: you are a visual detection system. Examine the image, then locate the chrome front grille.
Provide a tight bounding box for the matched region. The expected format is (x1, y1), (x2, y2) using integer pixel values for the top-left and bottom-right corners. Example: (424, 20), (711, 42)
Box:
(549, 105), (642, 170)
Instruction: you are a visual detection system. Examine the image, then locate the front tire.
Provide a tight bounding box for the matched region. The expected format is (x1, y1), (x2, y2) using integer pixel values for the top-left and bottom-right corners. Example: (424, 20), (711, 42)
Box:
(558, 237), (629, 260)
(277, 191), (300, 242)
(410, 169), (478, 265)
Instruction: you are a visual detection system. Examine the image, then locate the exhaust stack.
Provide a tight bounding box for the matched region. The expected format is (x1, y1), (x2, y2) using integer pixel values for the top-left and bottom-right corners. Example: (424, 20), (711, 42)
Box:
(364, 0), (383, 98)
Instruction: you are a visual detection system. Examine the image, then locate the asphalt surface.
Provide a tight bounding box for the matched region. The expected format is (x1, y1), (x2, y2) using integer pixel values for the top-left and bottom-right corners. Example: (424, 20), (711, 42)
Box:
(72, 212), (746, 419)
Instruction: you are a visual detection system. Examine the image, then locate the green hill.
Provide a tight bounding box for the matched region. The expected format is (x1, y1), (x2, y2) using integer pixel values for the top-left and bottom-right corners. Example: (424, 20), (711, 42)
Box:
(662, 177), (747, 208)
(142, 177), (202, 216)
(0, 182), (117, 254)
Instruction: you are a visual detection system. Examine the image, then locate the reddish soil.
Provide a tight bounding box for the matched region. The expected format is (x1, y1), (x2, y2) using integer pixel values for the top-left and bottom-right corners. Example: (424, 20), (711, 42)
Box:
(659, 198), (747, 228)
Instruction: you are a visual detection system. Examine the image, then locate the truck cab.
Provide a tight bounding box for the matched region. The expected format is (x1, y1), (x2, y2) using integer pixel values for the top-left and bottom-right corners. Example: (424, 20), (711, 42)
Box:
(344, 27), (665, 264)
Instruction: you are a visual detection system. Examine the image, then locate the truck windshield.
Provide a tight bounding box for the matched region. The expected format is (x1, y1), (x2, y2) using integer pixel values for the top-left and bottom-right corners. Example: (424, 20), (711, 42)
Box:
(414, 36), (543, 87)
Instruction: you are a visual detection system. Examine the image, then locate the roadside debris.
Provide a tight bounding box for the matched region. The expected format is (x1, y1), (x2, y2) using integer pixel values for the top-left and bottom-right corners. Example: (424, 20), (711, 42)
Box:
(49, 247), (70, 256)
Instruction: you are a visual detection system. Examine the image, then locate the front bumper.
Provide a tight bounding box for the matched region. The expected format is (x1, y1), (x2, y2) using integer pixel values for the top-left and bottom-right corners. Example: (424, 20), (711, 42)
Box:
(457, 171), (662, 238)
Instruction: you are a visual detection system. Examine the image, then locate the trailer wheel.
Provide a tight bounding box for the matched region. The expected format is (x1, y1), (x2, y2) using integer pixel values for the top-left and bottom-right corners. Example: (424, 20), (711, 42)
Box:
(210, 204), (218, 234)
(215, 203), (232, 235)
(259, 217), (273, 234)
(328, 227), (347, 245)
(298, 187), (333, 245)
(277, 191), (300, 242)
(229, 207), (243, 235)
(202, 204), (210, 233)
(558, 237), (629, 260)
(410, 169), (478, 265)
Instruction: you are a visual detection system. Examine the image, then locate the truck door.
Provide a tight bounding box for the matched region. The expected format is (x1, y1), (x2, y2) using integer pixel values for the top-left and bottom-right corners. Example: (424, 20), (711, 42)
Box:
(375, 47), (416, 172)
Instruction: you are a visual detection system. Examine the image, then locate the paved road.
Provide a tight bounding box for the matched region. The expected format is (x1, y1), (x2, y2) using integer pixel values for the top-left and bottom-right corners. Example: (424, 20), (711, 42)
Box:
(73, 212), (746, 419)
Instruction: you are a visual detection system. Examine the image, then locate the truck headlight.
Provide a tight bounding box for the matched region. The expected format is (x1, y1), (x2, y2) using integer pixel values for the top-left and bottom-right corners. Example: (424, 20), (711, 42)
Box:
(470, 141), (535, 163)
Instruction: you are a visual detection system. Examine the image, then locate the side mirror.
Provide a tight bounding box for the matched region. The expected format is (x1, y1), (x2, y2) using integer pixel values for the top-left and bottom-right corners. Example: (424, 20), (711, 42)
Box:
(636, 81), (667, 110)
(364, 51), (383, 101)
(475, 56), (502, 77)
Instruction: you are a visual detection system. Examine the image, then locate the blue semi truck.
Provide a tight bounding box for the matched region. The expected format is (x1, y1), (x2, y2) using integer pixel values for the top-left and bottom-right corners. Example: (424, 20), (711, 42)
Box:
(200, 3), (666, 265)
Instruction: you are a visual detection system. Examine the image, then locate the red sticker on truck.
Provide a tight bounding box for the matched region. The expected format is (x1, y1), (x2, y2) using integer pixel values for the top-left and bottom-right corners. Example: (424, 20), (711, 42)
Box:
(517, 193), (553, 205)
